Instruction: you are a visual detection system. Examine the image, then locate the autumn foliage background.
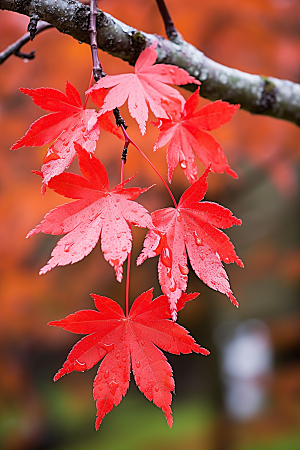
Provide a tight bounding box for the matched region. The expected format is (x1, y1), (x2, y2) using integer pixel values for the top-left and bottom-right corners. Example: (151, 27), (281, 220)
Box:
(0, 1), (300, 449)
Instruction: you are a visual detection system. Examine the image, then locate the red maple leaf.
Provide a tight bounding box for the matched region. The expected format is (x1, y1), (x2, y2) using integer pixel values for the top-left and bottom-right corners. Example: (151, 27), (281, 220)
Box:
(11, 81), (121, 187)
(153, 88), (239, 183)
(137, 168), (243, 319)
(49, 289), (209, 429)
(28, 144), (152, 280)
(87, 42), (200, 135)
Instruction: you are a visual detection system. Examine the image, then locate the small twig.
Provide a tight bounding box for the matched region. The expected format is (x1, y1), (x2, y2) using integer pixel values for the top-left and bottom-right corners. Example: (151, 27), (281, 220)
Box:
(14, 49), (36, 60)
(88, 0), (128, 162)
(113, 108), (127, 129)
(155, 0), (181, 42)
(0, 21), (52, 64)
(89, 0), (103, 81)
(28, 14), (40, 40)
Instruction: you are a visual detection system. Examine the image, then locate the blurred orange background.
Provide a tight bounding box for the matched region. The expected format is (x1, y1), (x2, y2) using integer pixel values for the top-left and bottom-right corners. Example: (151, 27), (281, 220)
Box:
(0, 1), (300, 449)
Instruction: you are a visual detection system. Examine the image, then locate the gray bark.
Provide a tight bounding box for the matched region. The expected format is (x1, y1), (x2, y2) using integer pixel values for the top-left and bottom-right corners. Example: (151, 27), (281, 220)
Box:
(1, 0), (300, 126)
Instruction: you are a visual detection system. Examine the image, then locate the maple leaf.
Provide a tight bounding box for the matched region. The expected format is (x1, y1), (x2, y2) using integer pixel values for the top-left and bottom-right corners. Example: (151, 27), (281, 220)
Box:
(87, 42), (200, 135)
(153, 88), (239, 183)
(137, 168), (243, 319)
(49, 289), (209, 429)
(27, 143), (152, 280)
(11, 81), (121, 187)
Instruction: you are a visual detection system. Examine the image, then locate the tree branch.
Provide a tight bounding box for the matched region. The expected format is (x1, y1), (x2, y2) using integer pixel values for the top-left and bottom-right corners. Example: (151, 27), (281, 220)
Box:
(155, 0), (181, 42)
(0, 20), (52, 63)
(1, 0), (300, 127)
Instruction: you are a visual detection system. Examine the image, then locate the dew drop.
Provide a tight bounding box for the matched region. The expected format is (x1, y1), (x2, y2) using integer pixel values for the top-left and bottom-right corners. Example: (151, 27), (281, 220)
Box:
(153, 231), (166, 255)
(63, 141), (69, 146)
(98, 385), (103, 391)
(170, 69), (175, 74)
(193, 231), (202, 246)
(64, 243), (72, 252)
(109, 381), (119, 392)
(161, 245), (172, 268)
(155, 386), (159, 392)
(110, 258), (119, 266)
(178, 263), (189, 275)
(73, 360), (87, 371)
(167, 268), (172, 278)
(180, 160), (187, 169)
(177, 213), (181, 222)
(169, 278), (177, 292)
(43, 152), (60, 164)
(104, 370), (109, 379)
(122, 357), (126, 363)
(136, 361), (140, 368)
(116, 216), (120, 221)
(122, 246), (127, 252)
(115, 352), (120, 359)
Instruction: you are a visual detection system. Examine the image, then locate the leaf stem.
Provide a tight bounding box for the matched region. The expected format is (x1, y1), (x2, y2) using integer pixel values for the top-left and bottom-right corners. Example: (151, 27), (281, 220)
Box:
(83, 70), (94, 109)
(120, 159), (125, 184)
(120, 125), (177, 208)
(125, 248), (131, 318)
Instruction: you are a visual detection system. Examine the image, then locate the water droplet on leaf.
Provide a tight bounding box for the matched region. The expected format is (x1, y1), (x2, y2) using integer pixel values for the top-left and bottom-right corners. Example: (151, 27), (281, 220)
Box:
(64, 243), (72, 252)
(169, 278), (177, 292)
(161, 245), (172, 268)
(73, 360), (87, 371)
(193, 231), (202, 246)
(178, 263), (189, 275)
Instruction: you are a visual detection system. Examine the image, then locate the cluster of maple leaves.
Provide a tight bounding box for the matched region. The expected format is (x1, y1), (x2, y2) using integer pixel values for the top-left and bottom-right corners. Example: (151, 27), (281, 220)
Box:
(12, 43), (242, 428)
